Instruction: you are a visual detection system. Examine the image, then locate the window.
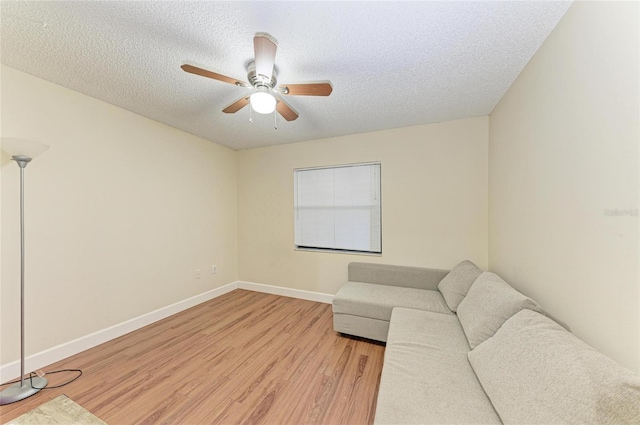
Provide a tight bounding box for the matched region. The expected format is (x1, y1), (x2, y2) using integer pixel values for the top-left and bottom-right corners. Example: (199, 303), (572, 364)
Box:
(294, 162), (381, 254)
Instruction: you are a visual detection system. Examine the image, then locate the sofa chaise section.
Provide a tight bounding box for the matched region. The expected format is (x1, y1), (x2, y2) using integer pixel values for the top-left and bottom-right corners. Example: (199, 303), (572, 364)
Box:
(332, 263), (451, 341)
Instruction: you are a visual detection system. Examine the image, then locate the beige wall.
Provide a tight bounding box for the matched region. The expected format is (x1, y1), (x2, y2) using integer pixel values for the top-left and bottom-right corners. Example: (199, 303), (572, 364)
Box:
(238, 117), (489, 295)
(1, 65), (238, 364)
(489, 2), (639, 372)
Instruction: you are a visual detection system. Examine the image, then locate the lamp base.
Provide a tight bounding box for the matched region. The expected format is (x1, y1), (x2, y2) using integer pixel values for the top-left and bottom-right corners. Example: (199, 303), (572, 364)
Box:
(0, 376), (48, 405)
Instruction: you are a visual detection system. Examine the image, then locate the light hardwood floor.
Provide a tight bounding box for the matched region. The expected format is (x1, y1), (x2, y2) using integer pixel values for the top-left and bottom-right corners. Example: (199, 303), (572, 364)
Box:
(0, 290), (385, 424)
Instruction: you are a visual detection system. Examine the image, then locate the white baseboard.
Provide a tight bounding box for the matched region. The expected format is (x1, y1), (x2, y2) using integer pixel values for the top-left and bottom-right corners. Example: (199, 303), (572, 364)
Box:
(1, 280), (333, 383)
(0, 282), (238, 383)
(237, 281), (334, 304)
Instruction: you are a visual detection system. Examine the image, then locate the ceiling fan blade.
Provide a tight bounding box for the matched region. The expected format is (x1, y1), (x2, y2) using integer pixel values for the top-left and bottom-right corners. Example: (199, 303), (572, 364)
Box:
(254, 33), (278, 79)
(181, 64), (249, 87)
(275, 96), (299, 121)
(277, 82), (333, 96)
(222, 96), (250, 113)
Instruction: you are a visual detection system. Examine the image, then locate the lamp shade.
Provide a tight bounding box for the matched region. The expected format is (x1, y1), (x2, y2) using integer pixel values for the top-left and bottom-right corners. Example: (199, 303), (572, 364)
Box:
(250, 89), (276, 114)
(1, 138), (49, 160)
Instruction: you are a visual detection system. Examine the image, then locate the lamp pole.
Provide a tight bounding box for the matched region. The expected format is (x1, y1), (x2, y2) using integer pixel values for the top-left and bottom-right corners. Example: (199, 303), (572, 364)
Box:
(0, 155), (48, 405)
(16, 155), (31, 391)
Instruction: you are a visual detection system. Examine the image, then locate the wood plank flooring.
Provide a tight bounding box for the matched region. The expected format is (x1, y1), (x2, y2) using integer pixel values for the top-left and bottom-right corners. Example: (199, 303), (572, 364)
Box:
(0, 290), (385, 424)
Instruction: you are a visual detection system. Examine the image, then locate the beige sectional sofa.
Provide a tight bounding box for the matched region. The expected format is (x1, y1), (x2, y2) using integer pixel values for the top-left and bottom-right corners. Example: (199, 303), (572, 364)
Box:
(332, 261), (640, 424)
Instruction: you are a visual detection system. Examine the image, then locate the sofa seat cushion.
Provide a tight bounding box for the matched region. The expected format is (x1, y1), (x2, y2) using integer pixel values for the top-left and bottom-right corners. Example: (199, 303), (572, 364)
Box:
(374, 308), (501, 425)
(332, 281), (452, 322)
(469, 309), (640, 425)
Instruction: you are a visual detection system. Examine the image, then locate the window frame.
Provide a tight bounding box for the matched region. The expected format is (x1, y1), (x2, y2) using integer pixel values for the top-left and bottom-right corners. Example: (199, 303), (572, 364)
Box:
(293, 161), (382, 255)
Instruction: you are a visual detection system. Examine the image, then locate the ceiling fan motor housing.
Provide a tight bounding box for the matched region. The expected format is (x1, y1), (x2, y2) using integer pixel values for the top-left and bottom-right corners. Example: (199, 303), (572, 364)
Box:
(246, 60), (277, 90)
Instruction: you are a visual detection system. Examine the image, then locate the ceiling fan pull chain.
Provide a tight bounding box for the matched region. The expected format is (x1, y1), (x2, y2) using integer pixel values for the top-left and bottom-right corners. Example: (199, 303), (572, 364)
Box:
(274, 109), (278, 130)
(249, 104), (253, 123)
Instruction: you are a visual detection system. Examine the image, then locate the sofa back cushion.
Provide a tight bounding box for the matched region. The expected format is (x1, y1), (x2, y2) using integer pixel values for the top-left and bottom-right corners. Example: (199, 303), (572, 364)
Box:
(437, 260), (482, 312)
(348, 262), (449, 290)
(468, 309), (640, 424)
(456, 272), (542, 349)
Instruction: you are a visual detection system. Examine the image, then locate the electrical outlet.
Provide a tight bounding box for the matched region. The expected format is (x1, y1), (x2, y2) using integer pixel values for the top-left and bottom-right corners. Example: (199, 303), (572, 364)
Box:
(211, 265), (217, 274)
(196, 269), (201, 279)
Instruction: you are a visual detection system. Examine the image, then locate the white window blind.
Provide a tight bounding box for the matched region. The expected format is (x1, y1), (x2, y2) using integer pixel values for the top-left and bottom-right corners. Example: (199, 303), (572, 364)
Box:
(294, 163), (381, 253)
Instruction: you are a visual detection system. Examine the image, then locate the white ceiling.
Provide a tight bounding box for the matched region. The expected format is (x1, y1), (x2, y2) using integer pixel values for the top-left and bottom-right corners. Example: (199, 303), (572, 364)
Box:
(1, 1), (571, 150)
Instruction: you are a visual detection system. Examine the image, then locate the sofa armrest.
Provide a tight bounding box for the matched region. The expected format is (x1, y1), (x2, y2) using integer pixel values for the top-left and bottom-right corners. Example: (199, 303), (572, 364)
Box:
(348, 262), (449, 291)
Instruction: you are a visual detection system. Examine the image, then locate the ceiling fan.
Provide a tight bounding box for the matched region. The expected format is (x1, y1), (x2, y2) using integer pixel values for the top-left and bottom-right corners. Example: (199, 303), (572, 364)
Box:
(181, 33), (333, 122)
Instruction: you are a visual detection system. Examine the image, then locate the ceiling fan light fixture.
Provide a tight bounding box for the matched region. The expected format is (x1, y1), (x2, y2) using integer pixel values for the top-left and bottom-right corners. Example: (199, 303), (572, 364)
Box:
(250, 87), (276, 114)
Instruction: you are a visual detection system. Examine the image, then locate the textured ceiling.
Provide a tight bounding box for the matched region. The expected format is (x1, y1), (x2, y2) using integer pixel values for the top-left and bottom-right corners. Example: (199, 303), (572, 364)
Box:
(0, 1), (571, 150)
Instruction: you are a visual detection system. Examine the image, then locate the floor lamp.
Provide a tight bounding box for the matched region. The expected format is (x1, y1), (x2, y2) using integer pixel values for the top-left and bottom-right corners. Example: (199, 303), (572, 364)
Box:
(0, 138), (49, 405)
